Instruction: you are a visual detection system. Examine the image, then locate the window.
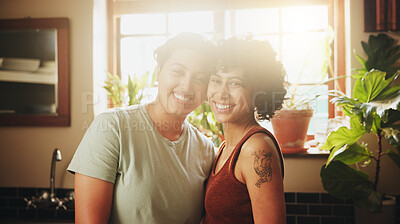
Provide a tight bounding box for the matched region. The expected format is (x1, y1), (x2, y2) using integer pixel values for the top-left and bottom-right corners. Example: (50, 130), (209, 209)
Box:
(109, 1), (345, 135)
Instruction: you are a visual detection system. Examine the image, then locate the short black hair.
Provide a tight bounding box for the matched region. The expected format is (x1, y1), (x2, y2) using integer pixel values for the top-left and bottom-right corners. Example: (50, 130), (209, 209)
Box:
(216, 38), (286, 120)
(154, 33), (217, 71)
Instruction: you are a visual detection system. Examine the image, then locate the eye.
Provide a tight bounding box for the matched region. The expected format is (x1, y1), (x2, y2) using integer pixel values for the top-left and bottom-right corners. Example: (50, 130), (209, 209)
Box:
(171, 68), (184, 76)
(210, 76), (221, 85)
(229, 80), (242, 87)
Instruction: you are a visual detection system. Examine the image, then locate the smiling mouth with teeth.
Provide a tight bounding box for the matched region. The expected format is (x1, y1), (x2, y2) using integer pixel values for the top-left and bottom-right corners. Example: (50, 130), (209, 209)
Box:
(174, 92), (192, 102)
(215, 102), (234, 110)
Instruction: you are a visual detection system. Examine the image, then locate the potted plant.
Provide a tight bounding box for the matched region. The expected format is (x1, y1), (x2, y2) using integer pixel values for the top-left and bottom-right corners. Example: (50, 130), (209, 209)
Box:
(319, 33), (400, 223)
(319, 69), (400, 222)
(270, 89), (315, 153)
(103, 70), (156, 107)
(271, 28), (336, 153)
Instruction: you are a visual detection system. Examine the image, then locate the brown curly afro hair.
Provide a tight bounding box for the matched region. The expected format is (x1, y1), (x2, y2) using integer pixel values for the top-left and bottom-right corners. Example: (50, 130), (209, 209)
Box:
(216, 38), (287, 121)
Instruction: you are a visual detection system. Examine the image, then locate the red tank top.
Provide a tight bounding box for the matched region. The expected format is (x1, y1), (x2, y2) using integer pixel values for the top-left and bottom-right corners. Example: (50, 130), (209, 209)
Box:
(204, 126), (284, 224)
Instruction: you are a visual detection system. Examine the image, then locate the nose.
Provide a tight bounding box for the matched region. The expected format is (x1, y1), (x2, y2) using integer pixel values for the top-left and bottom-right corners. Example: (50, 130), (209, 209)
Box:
(179, 74), (194, 92)
(215, 82), (230, 101)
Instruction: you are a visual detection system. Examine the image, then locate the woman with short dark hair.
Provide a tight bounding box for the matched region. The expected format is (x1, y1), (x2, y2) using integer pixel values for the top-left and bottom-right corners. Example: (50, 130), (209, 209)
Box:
(68, 33), (218, 224)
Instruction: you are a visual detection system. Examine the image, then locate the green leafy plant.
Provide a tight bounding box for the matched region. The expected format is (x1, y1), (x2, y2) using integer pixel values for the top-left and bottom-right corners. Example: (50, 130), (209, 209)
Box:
(103, 70), (156, 107)
(103, 72), (126, 107)
(187, 102), (224, 147)
(320, 69), (400, 213)
(354, 33), (400, 79)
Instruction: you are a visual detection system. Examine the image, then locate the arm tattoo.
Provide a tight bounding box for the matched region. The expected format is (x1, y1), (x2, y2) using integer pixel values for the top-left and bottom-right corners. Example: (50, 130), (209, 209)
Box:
(252, 150), (272, 188)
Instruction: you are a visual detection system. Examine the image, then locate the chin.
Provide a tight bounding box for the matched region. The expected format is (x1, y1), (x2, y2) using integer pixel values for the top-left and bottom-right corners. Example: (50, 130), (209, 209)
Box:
(170, 105), (197, 117)
(214, 114), (231, 124)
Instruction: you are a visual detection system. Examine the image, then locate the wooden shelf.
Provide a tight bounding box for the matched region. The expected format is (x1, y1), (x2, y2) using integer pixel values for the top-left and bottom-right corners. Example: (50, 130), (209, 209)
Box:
(0, 70), (56, 85)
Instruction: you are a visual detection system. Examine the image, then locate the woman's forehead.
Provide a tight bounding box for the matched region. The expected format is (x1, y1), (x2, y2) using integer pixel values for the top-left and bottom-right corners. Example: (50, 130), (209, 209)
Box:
(164, 49), (209, 69)
(214, 67), (245, 78)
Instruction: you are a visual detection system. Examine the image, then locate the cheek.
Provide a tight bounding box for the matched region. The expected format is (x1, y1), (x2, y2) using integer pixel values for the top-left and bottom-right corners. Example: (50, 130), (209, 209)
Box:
(237, 91), (253, 106)
(158, 75), (177, 91)
(207, 84), (220, 97)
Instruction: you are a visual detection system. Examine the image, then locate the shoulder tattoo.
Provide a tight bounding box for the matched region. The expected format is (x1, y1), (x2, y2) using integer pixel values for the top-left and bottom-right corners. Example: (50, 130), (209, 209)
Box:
(252, 150), (272, 188)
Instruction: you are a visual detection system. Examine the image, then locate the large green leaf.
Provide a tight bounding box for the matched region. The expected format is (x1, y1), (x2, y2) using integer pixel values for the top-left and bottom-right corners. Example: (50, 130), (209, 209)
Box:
(320, 118), (366, 165)
(320, 161), (371, 200)
(352, 184), (383, 213)
(362, 93), (400, 123)
(354, 50), (367, 69)
(331, 95), (358, 107)
(353, 70), (396, 103)
(381, 110), (400, 127)
(353, 78), (366, 102)
(361, 34), (400, 78)
(359, 103), (376, 132)
(374, 85), (400, 100)
(334, 143), (372, 165)
(319, 124), (363, 150)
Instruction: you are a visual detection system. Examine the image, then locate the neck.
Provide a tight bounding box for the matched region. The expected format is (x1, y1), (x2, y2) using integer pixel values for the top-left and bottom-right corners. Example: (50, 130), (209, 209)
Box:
(146, 100), (186, 141)
(222, 116), (259, 150)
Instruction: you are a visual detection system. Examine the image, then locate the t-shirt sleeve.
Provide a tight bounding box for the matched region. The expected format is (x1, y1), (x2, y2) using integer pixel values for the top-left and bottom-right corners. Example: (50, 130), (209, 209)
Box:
(67, 111), (120, 183)
(201, 136), (218, 177)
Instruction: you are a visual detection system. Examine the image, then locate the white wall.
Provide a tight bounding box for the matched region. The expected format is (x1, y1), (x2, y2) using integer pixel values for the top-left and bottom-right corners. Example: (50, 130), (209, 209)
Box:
(0, 0), (95, 189)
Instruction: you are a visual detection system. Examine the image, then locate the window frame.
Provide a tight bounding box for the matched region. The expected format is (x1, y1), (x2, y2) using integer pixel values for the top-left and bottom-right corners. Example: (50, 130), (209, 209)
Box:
(107, 0), (346, 137)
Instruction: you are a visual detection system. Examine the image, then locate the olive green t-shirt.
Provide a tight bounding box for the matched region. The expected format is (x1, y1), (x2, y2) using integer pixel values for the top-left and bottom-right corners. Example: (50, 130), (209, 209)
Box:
(67, 105), (216, 224)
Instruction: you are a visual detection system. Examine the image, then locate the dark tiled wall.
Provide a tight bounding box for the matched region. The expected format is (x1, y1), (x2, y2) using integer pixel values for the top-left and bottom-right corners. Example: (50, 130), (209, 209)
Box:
(285, 192), (355, 224)
(0, 187), (399, 224)
(0, 187), (74, 223)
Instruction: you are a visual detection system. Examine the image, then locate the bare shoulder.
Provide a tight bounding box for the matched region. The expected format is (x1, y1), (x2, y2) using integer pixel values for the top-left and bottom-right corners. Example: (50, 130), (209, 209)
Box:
(240, 132), (278, 158)
(236, 132), (283, 187)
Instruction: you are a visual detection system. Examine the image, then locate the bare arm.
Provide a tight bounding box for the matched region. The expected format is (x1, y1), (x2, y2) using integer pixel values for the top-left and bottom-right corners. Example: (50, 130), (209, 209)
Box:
(237, 133), (286, 224)
(74, 173), (114, 224)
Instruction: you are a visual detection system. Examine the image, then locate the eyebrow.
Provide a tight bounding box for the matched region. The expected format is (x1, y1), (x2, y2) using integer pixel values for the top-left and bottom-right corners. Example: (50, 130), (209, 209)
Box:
(212, 73), (244, 81)
(170, 63), (186, 69)
(171, 63), (208, 75)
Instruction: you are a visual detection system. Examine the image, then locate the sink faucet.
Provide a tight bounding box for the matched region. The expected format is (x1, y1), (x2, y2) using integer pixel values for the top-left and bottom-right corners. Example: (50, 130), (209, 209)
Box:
(24, 148), (74, 210)
(50, 148), (62, 201)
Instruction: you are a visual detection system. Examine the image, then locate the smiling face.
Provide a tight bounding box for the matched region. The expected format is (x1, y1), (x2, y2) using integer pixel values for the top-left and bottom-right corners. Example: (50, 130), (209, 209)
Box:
(156, 48), (209, 118)
(207, 67), (255, 124)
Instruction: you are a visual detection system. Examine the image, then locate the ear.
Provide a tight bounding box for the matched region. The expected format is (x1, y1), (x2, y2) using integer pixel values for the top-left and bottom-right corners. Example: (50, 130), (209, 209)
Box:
(156, 65), (161, 81)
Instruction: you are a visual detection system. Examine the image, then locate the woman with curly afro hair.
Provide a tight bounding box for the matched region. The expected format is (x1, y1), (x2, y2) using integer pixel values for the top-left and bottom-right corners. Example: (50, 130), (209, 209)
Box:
(204, 38), (286, 224)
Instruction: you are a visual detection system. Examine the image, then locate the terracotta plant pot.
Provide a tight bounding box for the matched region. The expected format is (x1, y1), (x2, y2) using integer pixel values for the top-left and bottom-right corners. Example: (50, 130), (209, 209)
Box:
(270, 109), (314, 154)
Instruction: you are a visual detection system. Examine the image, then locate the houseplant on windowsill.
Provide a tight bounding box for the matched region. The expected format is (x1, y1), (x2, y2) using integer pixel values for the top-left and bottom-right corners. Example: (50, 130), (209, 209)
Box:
(270, 27), (339, 154)
(319, 69), (400, 222)
(270, 85), (317, 154)
(103, 70), (156, 107)
(270, 78), (343, 153)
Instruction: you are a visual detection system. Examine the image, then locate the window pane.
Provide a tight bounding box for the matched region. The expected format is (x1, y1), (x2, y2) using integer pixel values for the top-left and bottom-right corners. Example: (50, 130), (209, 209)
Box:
(293, 85), (329, 135)
(281, 31), (330, 84)
(230, 8), (279, 36)
(168, 11), (213, 35)
(282, 6), (328, 32)
(120, 36), (165, 83)
(121, 14), (166, 34)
